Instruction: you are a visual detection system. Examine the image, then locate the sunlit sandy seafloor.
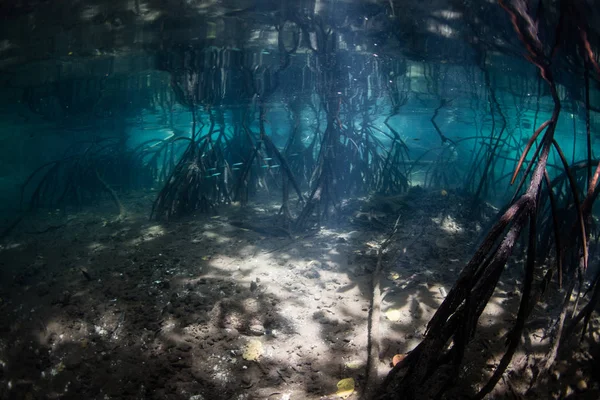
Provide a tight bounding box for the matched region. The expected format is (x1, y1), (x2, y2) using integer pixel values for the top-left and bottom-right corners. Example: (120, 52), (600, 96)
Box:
(0, 189), (597, 399)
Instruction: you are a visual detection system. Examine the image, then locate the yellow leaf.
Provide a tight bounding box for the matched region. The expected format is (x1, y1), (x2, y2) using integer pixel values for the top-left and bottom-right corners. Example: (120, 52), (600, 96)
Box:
(385, 309), (402, 322)
(201, 256), (209, 261)
(336, 377), (355, 398)
(242, 339), (263, 361)
(68, 51), (73, 56)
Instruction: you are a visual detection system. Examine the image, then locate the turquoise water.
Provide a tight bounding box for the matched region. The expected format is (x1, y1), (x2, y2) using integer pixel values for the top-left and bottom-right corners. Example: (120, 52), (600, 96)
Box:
(0, 1), (598, 220)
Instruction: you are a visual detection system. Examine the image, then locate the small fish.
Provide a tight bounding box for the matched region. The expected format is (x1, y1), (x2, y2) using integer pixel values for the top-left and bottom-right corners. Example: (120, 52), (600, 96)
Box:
(270, 164), (280, 168)
(263, 157), (273, 161)
(412, 138), (420, 141)
(232, 162), (244, 166)
(205, 175), (213, 178)
(261, 165), (269, 168)
(212, 173), (222, 177)
(232, 168), (241, 171)
(207, 167), (217, 171)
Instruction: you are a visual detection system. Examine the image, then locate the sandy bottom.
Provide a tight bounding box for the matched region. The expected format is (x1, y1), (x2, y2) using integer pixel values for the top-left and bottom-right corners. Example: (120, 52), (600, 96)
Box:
(0, 188), (598, 399)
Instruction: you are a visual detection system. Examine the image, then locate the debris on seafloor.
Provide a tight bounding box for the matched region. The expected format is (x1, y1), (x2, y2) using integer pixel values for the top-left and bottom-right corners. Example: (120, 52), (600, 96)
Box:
(344, 360), (364, 370)
(335, 377), (355, 399)
(242, 339), (263, 361)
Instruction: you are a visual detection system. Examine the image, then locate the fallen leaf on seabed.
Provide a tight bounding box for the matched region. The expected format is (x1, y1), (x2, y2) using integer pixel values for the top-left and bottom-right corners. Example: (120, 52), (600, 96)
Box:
(242, 339), (263, 361)
(385, 309), (402, 322)
(392, 354), (405, 366)
(335, 377), (355, 398)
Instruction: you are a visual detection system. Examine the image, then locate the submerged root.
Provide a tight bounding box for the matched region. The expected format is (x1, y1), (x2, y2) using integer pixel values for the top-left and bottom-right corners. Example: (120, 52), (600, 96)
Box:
(95, 169), (127, 220)
(151, 150), (213, 220)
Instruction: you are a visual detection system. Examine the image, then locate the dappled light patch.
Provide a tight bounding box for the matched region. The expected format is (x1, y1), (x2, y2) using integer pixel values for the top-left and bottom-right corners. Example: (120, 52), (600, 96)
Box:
(0, 40), (14, 55)
(432, 10), (463, 20)
(86, 241), (106, 252)
(142, 224), (166, 238)
(0, 242), (21, 252)
(426, 20), (456, 39)
(138, 9), (162, 23)
(480, 296), (509, 325)
(79, 5), (101, 21)
(200, 229), (232, 245)
(431, 213), (464, 234)
(127, 223), (166, 245)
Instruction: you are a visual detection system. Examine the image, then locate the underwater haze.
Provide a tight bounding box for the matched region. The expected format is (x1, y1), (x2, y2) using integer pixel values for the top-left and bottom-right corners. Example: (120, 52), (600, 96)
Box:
(1, 1), (600, 399)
